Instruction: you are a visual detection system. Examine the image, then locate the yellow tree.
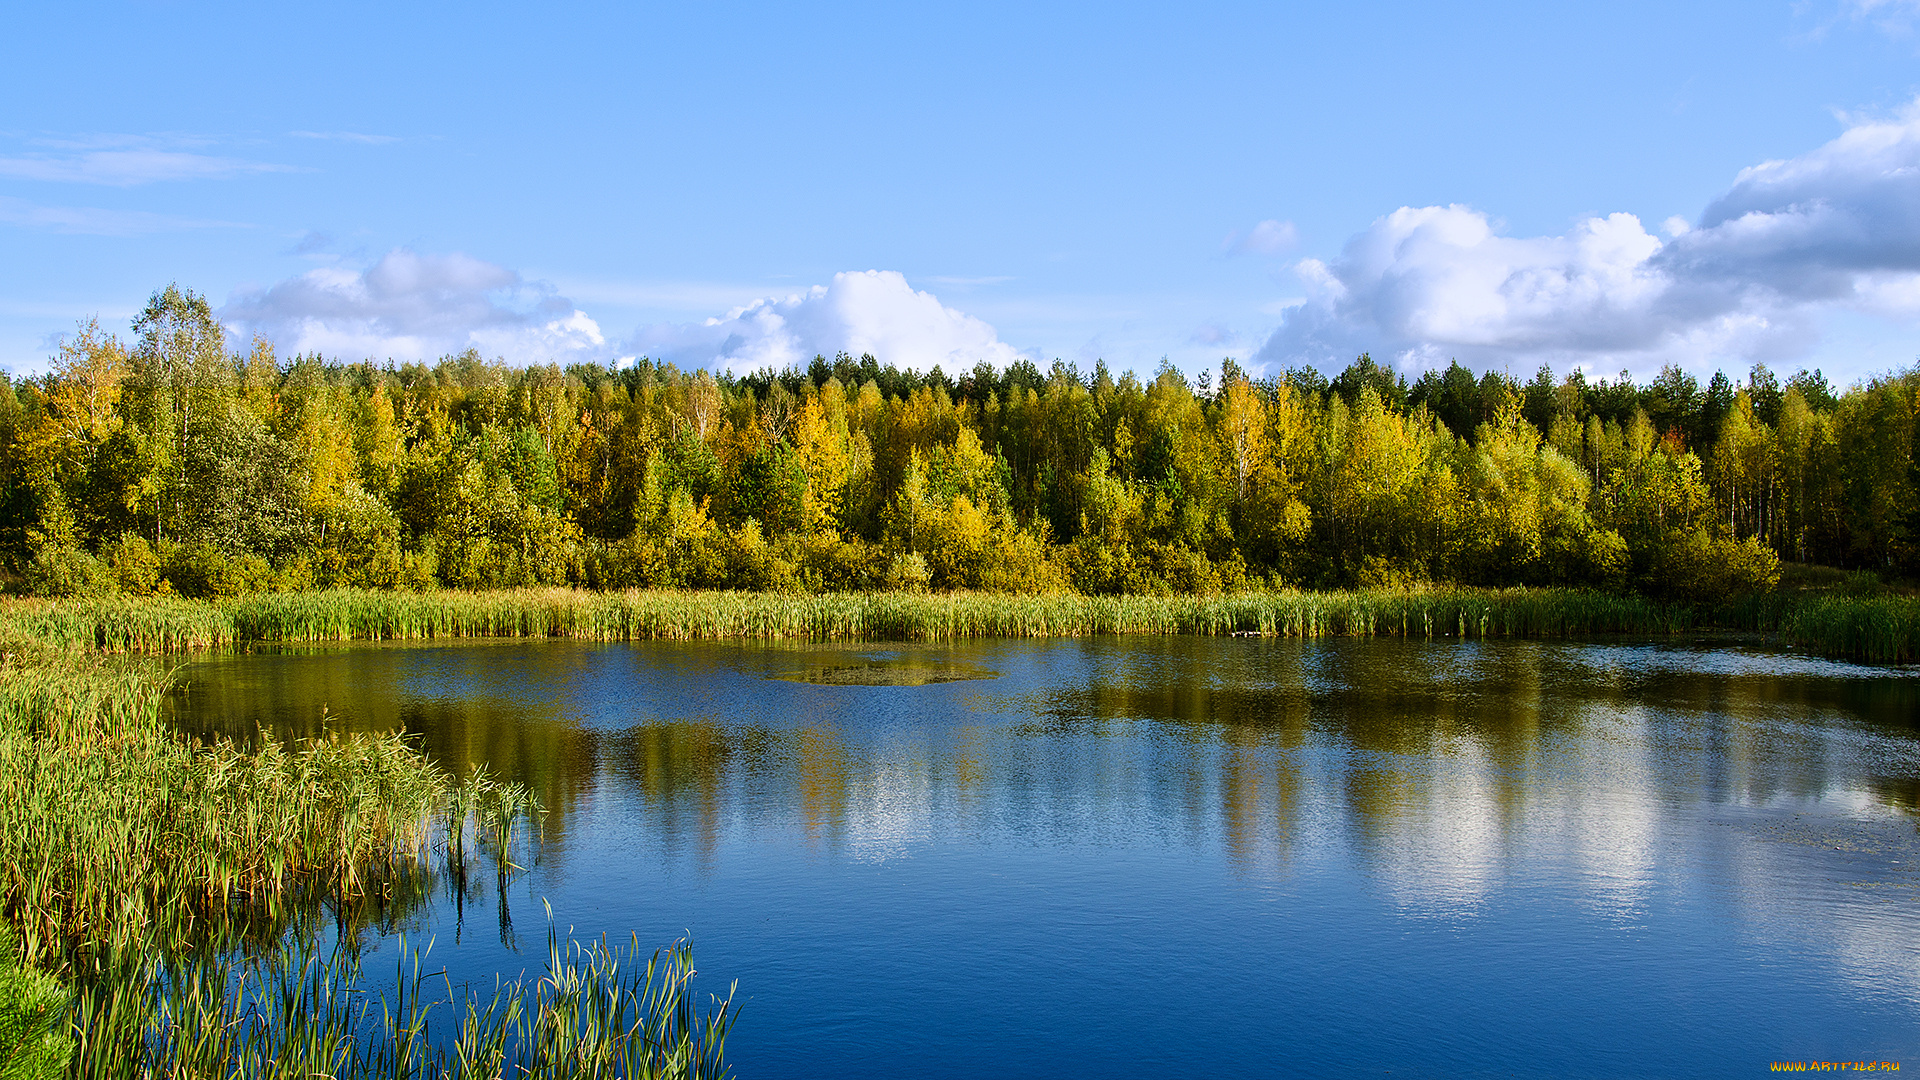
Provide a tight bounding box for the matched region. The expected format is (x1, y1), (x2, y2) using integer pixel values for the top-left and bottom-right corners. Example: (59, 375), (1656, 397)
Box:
(1217, 374), (1267, 504)
(357, 377), (407, 501)
(21, 320), (132, 547)
(41, 319), (128, 475)
(279, 359), (357, 530)
(790, 390), (854, 534)
(1711, 392), (1773, 540)
(684, 369), (721, 441)
(1250, 380), (1315, 562)
(1323, 388), (1425, 575)
(236, 335), (279, 424)
(1771, 388), (1835, 563)
(1464, 396), (1545, 580)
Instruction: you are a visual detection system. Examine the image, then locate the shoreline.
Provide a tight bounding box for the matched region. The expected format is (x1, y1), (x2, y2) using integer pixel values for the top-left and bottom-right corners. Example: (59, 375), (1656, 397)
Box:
(3, 585), (1913, 663)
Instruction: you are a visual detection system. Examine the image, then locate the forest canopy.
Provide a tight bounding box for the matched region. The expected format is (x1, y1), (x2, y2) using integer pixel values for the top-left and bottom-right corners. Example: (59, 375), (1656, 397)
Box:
(3, 284), (1917, 600)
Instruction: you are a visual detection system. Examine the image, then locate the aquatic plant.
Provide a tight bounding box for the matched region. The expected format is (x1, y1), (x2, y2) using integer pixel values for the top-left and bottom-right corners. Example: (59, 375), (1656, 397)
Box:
(10, 584), (1914, 662)
(0, 620), (732, 1079)
(0, 649), (446, 966)
(69, 928), (734, 1080)
(1774, 593), (1920, 664)
(0, 586), (1709, 651)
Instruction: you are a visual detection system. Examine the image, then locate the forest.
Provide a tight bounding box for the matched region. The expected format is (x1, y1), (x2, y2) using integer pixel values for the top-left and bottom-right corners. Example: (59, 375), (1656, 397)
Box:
(3, 284), (1916, 601)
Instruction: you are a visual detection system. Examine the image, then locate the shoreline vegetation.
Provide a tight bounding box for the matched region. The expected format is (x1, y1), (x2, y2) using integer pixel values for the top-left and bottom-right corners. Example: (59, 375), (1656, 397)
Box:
(0, 611), (736, 1078)
(3, 584), (1915, 664)
(0, 589), (1910, 1076)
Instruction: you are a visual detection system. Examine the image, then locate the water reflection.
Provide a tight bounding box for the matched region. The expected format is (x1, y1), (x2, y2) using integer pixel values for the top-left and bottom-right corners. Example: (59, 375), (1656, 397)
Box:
(173, 637), (1920, 870)
(170, 635), (1920, 1076)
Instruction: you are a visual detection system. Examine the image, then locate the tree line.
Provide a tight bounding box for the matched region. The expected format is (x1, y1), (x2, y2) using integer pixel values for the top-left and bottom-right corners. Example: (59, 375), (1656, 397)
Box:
(2, 284), (1916, 599)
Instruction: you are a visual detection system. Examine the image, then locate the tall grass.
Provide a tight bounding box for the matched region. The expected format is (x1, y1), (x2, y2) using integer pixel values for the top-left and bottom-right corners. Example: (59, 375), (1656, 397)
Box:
(201, 586), (1914, 661)
(17, 583), (1911, 661)
(0, 626), (735, 1078)
(0, 586), (1720, 654)
(67, 927), (734, 1080)
(0, 649), (446, 967)
(1774, 594), (1920, 664)
(3, 584), (1904, 661)
(217, 586), (1707, 642)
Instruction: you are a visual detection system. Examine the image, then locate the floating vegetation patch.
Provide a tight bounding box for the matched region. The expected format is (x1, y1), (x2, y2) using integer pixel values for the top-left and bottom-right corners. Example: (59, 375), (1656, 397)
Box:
(772, 655), (1000, 686)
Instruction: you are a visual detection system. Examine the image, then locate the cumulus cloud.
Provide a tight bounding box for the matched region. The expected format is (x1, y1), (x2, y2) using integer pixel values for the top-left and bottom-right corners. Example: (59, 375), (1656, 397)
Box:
(1189, 323), (1236, 347)
(222, 249), (605, 363)
(630, 270), (1024, 372)
(1223, 219), (1299, 256)
(287, 230), (334, 257)
(1255, 99), (1920, 376)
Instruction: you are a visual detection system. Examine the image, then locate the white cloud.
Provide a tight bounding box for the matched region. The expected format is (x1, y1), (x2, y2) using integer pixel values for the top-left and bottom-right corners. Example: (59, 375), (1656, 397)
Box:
(289, 130), (400, 145)
(1189, 324), (1235, 347)
(222, 249), (605, 363)
(1255, 98), (1920, 377)
(0, 149), (296, 186)
(1849, 0), (1920, 31)
(551, 278), (776, 312)
(630, 270), (1025, 372)
(287, 230), (334, 257)
(0, 195), (244, 235)
(1223, 218), (1299, 256)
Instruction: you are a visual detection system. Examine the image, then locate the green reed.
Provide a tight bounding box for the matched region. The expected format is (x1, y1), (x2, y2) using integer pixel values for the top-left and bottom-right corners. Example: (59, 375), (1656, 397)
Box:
(60, 925), (734, 1080)
(0, 650), (446, 968)
(0, 615), (733, 1078)
(0, 586), (1708, 651)
(217, 585), (1703, 643)
(9, 584), (1915, 666)
(1772, 593), (1920, 664)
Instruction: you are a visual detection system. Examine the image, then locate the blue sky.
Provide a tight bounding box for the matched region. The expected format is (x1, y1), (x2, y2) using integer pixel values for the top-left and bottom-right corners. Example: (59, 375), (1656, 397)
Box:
(7, 0), (1920, 385)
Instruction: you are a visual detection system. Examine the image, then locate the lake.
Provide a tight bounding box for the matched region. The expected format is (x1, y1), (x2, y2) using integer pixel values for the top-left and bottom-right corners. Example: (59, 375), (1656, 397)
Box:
(171, 635), (1920, 1078)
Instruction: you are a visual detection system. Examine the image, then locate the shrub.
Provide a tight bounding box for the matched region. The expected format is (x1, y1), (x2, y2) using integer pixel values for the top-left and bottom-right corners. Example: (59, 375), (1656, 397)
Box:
(884, 552), (931, 592)
(161, 544), (277, 599)
(979, 530), (1072, 594)
(316, 485), (404, 589)
(24, 545), (111, 598)
(101, 533), (162, 596)
(1653, 527), (1782, 600)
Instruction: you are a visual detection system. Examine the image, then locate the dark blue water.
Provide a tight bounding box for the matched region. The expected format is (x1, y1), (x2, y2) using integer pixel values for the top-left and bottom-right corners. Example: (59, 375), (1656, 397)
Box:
(173, 636), (1920, 1077)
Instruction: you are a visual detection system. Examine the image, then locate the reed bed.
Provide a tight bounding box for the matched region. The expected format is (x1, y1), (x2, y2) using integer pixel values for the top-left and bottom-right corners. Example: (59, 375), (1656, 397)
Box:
(2, 586), (1721, 657)
(65, 928), (734, 1080)
(206, 587), (1917, 662)
(1774, 594), (1920, 664)
(22, 584), (1916, 661)
(216, 586), (1706, 643)
(0, 624), (734, 1078)
(0, 650), (448, 967)
(0, 596), (231, 654)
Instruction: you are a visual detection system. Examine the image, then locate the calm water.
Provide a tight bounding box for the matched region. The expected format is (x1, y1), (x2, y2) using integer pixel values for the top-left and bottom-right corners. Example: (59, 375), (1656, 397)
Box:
(171, 636), (1920, 1078)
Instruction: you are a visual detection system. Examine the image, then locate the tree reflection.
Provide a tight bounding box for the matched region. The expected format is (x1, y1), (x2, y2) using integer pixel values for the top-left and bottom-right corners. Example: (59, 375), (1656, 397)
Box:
(173, 637), (1920, 893)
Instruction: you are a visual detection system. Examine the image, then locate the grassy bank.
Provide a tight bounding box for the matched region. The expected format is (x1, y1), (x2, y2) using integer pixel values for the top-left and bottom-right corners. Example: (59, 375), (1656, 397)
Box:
(0, 649), (448, 964)
(4, 585), (1914, 662)
(1773, 594), (1920, 665)
(0, 634), (735, 1077)
(0, 586), (1706, 651)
